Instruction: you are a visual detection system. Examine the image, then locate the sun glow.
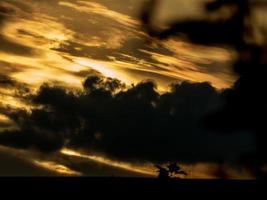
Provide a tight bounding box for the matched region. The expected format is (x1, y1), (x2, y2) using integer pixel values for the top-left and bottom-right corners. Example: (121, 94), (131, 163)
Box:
(75, 59), (116, 78)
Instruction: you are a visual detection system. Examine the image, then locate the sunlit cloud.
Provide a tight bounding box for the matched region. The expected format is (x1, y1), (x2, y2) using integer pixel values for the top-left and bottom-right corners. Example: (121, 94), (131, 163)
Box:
(0, 93), (28, 110)
(0, 114), (13, 131)
(0, 114), (10, 122)
(59, 1), (140, 29)
(0, 145), (81, 176)
(33, 160), (82, 176)
(140, 49), (235, 89)
(61, 148), (156, 176)
(2, 14), (74, 49)
(0, 52), (86, 89)
(163, 39), (234, 64)
(0, 0), (236, 94)
(70, 50), (234, 92)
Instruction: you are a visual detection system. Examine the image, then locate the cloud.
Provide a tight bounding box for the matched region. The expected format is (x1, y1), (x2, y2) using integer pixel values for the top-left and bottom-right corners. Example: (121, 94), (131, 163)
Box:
(0, 74), (16, 87)
(0, 35), (39, 56)
(59, 1), (140, 29)
(0, 75), (256, 165)
(203, 46), (267, 169)
(0, 74), (31, 112)
(0, 0), (236, 95)
(87, 0), (146, 18)
(0, 2), (39, 56)
(0, 1), (90, 91)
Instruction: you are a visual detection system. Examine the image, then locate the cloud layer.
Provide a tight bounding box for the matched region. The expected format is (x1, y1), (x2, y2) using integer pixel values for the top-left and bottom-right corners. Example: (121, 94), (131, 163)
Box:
(0, 0), (236, 93)
(0, 75), (255, 164)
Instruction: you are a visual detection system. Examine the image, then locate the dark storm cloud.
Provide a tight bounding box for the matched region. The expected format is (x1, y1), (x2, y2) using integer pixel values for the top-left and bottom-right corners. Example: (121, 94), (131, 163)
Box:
(204, 45), (267, 168)
(141, 0), (249, 47)
(0, 75), (255, 164)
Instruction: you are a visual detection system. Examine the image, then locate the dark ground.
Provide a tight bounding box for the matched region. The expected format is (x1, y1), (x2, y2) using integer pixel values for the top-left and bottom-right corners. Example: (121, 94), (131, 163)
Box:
(1, 177), (266, 198)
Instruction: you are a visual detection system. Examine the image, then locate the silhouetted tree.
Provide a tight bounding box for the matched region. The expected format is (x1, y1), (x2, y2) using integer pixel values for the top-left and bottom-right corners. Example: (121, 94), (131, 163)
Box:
(156, 165), (170, 179)
(156, 162), (187, 179)
(167, 162), (187, 176)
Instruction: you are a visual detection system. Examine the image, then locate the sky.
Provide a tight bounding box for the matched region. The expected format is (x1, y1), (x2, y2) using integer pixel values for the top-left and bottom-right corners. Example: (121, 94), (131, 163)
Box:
(0, 0), (266, 178)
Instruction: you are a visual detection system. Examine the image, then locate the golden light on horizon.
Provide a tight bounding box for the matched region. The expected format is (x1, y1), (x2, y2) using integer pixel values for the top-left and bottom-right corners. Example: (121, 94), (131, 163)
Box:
(0, 145), (255, 178)
(60, 148), (157, 177)
(60, 148), (253, 179)
(33, 160), (82, 176)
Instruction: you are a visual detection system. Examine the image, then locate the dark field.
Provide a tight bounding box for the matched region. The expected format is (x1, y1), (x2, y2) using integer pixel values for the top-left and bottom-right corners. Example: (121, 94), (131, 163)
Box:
(1, 177), (265, 197)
